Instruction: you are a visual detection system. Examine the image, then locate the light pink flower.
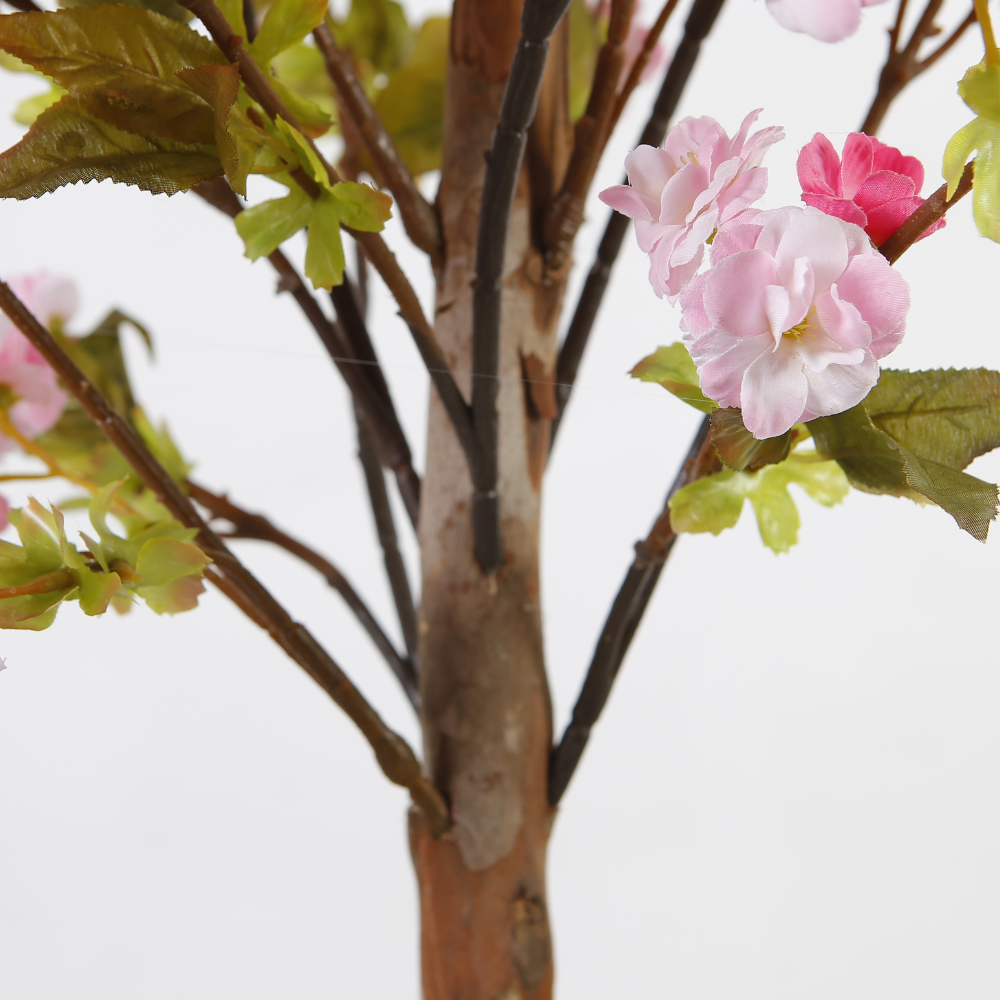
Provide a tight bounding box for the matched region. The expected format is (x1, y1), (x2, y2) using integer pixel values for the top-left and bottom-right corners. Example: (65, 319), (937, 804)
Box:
(0, 494), (9, 532)
(680, 206), (909, 439)
(797, 131), (943, 246)
(620, 17), (666, 87)
(766, 0), (891, 42)
(600, 110), (784, 299)
(0, 273), (73, 454)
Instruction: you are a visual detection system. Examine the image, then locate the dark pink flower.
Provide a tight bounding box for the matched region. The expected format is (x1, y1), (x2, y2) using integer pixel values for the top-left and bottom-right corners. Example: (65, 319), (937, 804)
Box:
(797, 132), (944, 246)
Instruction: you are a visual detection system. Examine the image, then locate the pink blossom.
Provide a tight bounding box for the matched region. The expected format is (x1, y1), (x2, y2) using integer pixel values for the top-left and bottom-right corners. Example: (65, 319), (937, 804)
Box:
(766, 0), (891, 42)
(620, 17), (666, 87)
(797, 132), (943, 246)
(0, 494), (9, 532)
(600, 110), (784, 299)
(0, 273), (72, 454)
(680, 206), (910, 439)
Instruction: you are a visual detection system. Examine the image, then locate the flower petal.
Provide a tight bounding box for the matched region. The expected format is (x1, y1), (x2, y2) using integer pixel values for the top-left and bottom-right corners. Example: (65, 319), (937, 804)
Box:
(801, 352), (879, 419)
(702, 249), (775, 337)
(797, 132), (842, 195)
(697, 333), (774, 409)
(840, 132), (876, 198)
(599, 184), (657, 221)
(740, 346), (809, 439)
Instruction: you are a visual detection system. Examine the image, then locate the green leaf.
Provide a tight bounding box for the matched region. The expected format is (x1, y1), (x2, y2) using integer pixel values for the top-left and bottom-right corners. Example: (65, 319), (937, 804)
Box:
(371, 16), (447, 176)
(709, 407), (793, 471)
(329, 179), (392, 231)
(8, 499), (64, 572)
(865, 368), (1000, 469)
(668, 456), (849, 553)
(0, 97), (222, 199)
(132, 408), (191, 483)
(268, 73), (332, 137)
(304, 191), (347, 290)
(250, 0), (328, 68)
(60, 0), (193, 25)
(0, 591), (66, 630)
(335, 0), (410, 74)
(175, 62), (248, 193)
(214, 0), (247, 37)
(134, 535), (209, 587)
(234, 182), (312, 258)
(808, 369), (1000, 540)
(629, 342), (717, 414)
(137, 574), (205, 614)
(0, 7), (225, 144)
(944, 60), (1000, 242)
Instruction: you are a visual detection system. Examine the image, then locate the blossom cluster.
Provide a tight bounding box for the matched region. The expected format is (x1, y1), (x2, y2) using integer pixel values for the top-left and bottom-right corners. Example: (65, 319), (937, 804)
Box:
(601, 113), (938, 439)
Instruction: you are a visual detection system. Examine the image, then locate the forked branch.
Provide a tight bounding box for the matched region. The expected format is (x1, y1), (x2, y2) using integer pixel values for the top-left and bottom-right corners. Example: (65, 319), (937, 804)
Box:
(187, 481), (419, 709)
(178, 0), (474, 491)
(861, 0), (976, 135)
(0, 279), (449, 836)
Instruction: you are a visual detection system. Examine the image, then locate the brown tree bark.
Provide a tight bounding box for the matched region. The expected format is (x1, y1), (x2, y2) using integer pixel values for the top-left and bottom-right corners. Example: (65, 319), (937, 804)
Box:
(410, 2), (572, 995)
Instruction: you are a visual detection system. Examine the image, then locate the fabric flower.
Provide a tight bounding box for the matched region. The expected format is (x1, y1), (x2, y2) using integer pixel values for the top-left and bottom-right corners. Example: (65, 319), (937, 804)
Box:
(621, 14), (667, 87)
(798, 132), (943, 245)
(600, 110), (784, 299)
(0, 273), (72, 454)
(680, 206), (910, 439)
(766, 0), (891, 43)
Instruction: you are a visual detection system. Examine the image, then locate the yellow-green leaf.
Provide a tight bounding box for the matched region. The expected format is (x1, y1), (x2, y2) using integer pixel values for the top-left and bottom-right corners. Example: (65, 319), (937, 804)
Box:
(335, 0), (410, 74)
(251, 0), (328, 68)
(61, 0), (193, 25)
(134, 536), (209, 587)
(0, 6), (224, 144)
(14, 82), (66, 126)
(304, 191), (347, 290)
(0, 97), (221, 199)
(234, 183), (312, 258)
(329, 180), (392, 231)
(630, 342), (717, 414)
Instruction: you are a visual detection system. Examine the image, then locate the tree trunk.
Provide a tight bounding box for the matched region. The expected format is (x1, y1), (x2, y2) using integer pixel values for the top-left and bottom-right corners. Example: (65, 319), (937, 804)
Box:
(410, 2), (571, 995)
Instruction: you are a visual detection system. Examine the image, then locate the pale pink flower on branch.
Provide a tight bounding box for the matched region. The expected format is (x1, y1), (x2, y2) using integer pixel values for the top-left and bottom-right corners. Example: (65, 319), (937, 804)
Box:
(680, 206), (910, 439)
(0, 273), (73, 454)
(798, 131), (944, 246)
(600, 110), (784, 299)
(620, 15), (667, 87)
(766, 0), (891, 43)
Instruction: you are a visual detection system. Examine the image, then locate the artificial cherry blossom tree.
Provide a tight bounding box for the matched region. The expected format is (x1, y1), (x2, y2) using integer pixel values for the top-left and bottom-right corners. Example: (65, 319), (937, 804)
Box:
(0, 0), (996, 995)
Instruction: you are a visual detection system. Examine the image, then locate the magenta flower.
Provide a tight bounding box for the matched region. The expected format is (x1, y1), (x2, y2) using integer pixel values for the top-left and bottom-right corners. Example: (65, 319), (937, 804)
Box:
(797, 132), (943, 246)
(680, 206), (910, 439)
(0, 273), (72, 454)
(766, 0), (891, 43)
(600, 110), (784, 299)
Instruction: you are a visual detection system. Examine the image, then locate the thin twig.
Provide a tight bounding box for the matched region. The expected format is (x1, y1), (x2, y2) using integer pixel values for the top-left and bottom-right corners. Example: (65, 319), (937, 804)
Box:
(313, 21), (442, 268)
(878, 159), (975, 263)
(860, 0), (963, 135)
(0, 277), (450, 836)
(351, 245), (419, 670)
(190, 178), (422, 530)
(918, 8), (976, 72)
(543, 0), (637, 273)
(186, 480), (419, 709)
(608, 0), (682, 135)
(471, 0), (574, 574)
(548, 416), (717, 805)
(551, 0), (727, 447)
(178, 0), (470, 487)
(355, 407), (420, 667)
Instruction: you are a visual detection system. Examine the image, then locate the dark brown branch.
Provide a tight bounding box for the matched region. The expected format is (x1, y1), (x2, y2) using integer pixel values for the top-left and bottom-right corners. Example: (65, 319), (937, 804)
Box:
(471, 0), (574, 574)
(355, 408), (420, 667)
(312, 22), (442, 268)
(543, 0), (637, 273)
(860, 0), (968, 135)
(179, 0), (471, 486)
(877, 159), (975, 263)
(0, 278), (449, 835)
(1, 0), (42, 10)
(186, 480), (419, 709)
(191, 179), (421, 530)
(241, 0), (256, 41)
(551, 0), (727, 447)
(548, 416), (719, 805)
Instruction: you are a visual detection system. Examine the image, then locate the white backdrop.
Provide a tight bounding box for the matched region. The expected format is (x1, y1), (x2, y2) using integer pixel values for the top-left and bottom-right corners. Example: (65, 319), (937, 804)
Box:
(0, 0), (996, 996)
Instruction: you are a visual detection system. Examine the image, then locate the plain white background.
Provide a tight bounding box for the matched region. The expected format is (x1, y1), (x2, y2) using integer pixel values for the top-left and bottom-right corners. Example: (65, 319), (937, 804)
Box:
(0, 0), (996, 995)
